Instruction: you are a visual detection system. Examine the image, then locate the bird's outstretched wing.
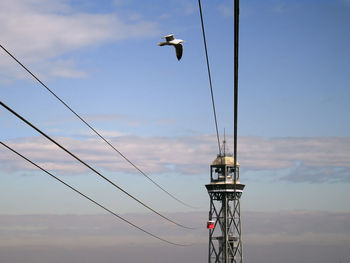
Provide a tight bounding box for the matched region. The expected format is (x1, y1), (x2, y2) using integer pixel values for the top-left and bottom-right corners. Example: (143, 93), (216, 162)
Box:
(174, 44), (183, 61)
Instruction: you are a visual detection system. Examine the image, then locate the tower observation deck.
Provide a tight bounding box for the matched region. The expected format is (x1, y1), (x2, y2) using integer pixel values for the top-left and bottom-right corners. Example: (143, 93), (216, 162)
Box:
(206, 153), (245, 263)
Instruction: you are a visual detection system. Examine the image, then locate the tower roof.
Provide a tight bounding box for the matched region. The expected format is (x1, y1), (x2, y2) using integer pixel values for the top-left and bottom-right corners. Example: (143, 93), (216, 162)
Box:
(211, 155), (239, 166)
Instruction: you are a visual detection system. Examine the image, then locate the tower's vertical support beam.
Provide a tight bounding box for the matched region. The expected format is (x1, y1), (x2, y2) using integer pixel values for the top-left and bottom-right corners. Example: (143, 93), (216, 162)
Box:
(231, 197), (243, 263)
(208, 199), (213, 263)
(223, 196), (228, 263)
(238, 200), (243, 263)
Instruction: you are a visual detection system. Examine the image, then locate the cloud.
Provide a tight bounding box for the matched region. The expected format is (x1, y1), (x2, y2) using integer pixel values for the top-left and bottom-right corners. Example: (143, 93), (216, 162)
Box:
(1, 135), (350, 183)
(282, 163), (350, 183)
(238, 136), (350, 170)
(0, 212), (203, 248)
(0, 210), (349, 247)
(0, 0), (159, 79)
(243, 210), (350, 239)
(46, 58), (88, 78)
(0, 211), (349, 263)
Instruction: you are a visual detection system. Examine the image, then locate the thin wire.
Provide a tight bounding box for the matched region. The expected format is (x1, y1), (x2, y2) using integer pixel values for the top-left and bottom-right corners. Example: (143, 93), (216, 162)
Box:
(0, 101), (193, 230)
(0, 44), (194, 209)
(0, 141), (190, 247)
(198, 0), (222, 156)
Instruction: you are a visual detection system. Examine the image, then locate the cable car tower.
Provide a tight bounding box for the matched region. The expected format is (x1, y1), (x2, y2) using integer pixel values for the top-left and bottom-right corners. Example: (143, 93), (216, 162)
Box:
(205, 0), (244, 262)
(206, 140), (245, 263)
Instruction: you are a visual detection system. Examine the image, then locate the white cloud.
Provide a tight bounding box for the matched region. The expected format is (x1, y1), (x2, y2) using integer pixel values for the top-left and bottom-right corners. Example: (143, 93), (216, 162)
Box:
(0, 0), (159, 79)
(46, 59), (88, 78)
(1, 135), (350, 183)
(238, 136), (350, 170)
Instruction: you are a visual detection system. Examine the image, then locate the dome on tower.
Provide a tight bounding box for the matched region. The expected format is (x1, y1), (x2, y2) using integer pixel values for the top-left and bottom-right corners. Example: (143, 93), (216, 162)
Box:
(211, 155), (239, 166)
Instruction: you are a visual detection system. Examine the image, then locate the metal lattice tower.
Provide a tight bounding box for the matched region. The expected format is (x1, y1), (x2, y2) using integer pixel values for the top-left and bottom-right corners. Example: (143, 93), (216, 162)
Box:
(206, 142), (245, 263)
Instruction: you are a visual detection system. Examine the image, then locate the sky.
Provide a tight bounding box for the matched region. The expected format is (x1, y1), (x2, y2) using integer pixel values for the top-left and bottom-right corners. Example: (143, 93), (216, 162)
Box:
(0, 0), (350, 262)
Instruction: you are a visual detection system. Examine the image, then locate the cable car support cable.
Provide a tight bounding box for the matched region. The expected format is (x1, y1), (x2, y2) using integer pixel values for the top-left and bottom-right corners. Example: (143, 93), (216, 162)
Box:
(0, 101), (194, 230)
(233, 0), (239, 173)
(197, 0), (222, 156)
(0, 141), (191, 247)
(0, 44), (194, 209)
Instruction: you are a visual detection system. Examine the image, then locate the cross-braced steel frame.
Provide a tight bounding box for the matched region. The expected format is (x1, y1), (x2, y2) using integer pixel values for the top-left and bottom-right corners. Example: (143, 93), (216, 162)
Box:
(208, 189), (243, 263)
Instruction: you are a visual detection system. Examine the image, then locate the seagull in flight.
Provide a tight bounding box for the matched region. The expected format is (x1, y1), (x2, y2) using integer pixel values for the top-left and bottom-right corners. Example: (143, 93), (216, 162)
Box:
(158, 34), (184, 61)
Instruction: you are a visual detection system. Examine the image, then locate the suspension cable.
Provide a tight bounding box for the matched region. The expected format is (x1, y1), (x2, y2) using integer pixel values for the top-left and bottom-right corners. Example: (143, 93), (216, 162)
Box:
(0, 101), (193, 230)
(0, 141), (190, 246)
(233, 0), (240, 176)
(197, 0), (222, 156)
(0, 44), (194, 209)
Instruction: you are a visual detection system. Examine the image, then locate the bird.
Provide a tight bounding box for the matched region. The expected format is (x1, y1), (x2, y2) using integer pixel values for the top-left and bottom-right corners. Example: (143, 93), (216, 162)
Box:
(158, 34), (184, 61)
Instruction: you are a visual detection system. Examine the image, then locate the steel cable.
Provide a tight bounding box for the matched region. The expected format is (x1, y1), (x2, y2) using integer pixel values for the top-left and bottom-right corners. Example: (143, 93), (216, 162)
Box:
(0, 101), (193, 230)
(198, 0), (222, 156)
(0, 44), (194, 209)
(0, 141), (190, 246)
(233, 0), (239, 175)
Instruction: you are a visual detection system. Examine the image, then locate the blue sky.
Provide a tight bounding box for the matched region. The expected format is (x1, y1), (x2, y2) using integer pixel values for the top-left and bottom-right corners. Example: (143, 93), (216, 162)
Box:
(0, 0), (350, 261)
